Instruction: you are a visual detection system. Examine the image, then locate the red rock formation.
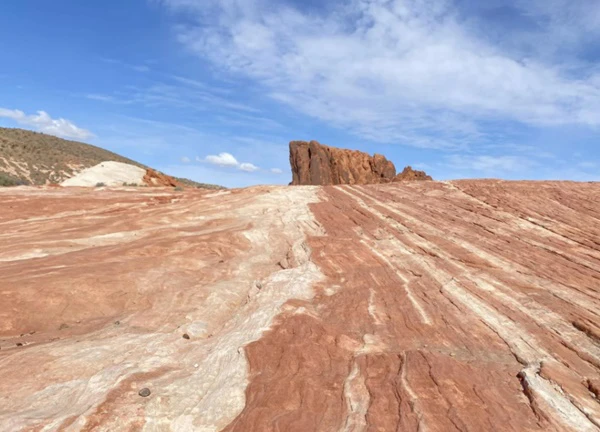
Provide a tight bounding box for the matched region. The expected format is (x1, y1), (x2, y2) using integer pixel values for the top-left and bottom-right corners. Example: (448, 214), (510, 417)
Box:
(393, 165), (433, 181)
(290, 140), (397, 185)
(143, 168), (180, 187)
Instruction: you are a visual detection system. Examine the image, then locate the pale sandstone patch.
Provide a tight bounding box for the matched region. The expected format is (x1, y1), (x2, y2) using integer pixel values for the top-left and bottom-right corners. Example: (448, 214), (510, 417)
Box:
(61, 161), (146, 186)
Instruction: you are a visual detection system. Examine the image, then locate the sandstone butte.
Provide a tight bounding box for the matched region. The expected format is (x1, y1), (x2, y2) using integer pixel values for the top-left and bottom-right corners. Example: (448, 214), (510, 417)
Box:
(1, 180), (600, 431)
(289, 140), (432, 185)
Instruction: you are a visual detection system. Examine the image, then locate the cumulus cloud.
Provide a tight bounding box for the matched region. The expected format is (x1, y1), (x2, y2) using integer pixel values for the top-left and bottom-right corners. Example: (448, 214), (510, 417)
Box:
(0, 108), (93, 140)
(159, 0), (600, 149)
(205, 152), (240, 167)
(203, 151), (260, 172)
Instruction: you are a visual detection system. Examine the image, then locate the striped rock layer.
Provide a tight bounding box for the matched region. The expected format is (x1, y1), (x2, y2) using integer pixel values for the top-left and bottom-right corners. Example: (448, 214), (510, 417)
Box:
(0, 180), (599, 431)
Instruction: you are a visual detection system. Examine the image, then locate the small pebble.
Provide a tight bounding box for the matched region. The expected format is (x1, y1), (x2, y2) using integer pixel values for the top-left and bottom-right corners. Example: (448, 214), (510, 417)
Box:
(114, 321), (120, 326)
(16, 343), (23, 347)
(182, 333), (190, 340)
(138, 388), (151, 397)
(194, 363), (199, 368)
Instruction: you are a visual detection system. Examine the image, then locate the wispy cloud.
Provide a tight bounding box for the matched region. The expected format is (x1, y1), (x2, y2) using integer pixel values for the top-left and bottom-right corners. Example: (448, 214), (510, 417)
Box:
(132, 65), (151, 73)
(86, 94), (119, 103)
(85, 76), (262, 115)
(99, 57), (153, 74)
(578, 161), (598, 169)
(159, 0), (600, 149)
(445, 154), (537, 173)
(170, 75), (231, 95)
(239, 162), (259, 172)
(0, 108), (93, 140)
(270, 168), (283, 174)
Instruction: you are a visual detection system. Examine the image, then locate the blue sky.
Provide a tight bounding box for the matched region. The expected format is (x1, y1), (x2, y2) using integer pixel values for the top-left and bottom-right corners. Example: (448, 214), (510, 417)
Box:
(1, 0), (599, 187)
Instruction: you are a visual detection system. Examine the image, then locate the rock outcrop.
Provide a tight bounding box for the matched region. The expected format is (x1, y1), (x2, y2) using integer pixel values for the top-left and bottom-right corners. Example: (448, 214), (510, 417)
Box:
(290, 140), (398, 185)
(290, 140), (431, 185)
(143, 168), (180, 187)
(393, 165), (433, 181)
(2, 180), (600, 431)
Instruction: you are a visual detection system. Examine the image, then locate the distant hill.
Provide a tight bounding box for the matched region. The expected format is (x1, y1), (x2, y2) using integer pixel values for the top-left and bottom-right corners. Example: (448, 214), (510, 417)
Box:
(0, 127), (222, 189)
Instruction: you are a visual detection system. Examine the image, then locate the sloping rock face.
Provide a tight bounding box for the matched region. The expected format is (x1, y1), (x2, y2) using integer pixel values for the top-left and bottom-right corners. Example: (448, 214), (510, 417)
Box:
(61, 161), (148, 187)
(1, 181), (600, 431)
(394, 165), (433, 181)
(290, 140), (397, 185)
(143, 168), (180, 187)
(60, 161), (181, 187)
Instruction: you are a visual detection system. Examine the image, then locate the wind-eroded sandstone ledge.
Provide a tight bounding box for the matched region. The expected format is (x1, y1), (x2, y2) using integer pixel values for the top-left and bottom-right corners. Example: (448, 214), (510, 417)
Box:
(0, 181), (599, 431)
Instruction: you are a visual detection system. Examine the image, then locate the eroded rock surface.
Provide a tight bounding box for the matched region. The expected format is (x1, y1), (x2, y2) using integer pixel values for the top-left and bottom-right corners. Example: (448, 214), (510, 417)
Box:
(1, 180), (599, 431)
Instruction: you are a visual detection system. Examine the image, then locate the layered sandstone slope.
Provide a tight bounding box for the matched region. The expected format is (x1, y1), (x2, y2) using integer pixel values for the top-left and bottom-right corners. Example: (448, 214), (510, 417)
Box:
(1, 181), (600, 431)
(290, 140), (430, 185)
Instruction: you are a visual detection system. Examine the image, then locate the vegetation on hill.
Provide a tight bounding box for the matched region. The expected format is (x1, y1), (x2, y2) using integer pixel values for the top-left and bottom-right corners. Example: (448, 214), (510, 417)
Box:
(0, 128), (223, 189)
(173, 176), (224, 190)
(0, 171), (29, 186)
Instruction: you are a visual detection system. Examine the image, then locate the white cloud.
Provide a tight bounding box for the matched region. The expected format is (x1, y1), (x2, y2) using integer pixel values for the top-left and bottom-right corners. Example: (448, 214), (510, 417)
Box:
(203, 151), (260, 172)
(181, 156), (191, 163)
(160, 0), (600, 148)
(205, 152), (239, 167)
(0, 108), (93, 140)
(270, 168), (283, 174)
(239, 162), (259, 172)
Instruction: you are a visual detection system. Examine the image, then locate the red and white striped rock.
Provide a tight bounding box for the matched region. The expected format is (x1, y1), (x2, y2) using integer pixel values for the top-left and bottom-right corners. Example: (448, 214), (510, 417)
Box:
(0, 180), (599, 431)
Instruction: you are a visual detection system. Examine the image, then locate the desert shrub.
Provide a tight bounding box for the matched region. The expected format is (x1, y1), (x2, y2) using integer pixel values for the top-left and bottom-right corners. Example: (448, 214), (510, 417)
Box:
(0, 172), (29, 186)
(174, 186), (184, 191)
(95, 182), (106, 187)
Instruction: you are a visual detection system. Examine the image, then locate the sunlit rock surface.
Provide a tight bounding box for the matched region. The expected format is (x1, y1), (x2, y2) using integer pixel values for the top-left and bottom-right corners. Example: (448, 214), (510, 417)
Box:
(1, 181), (599, 431)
